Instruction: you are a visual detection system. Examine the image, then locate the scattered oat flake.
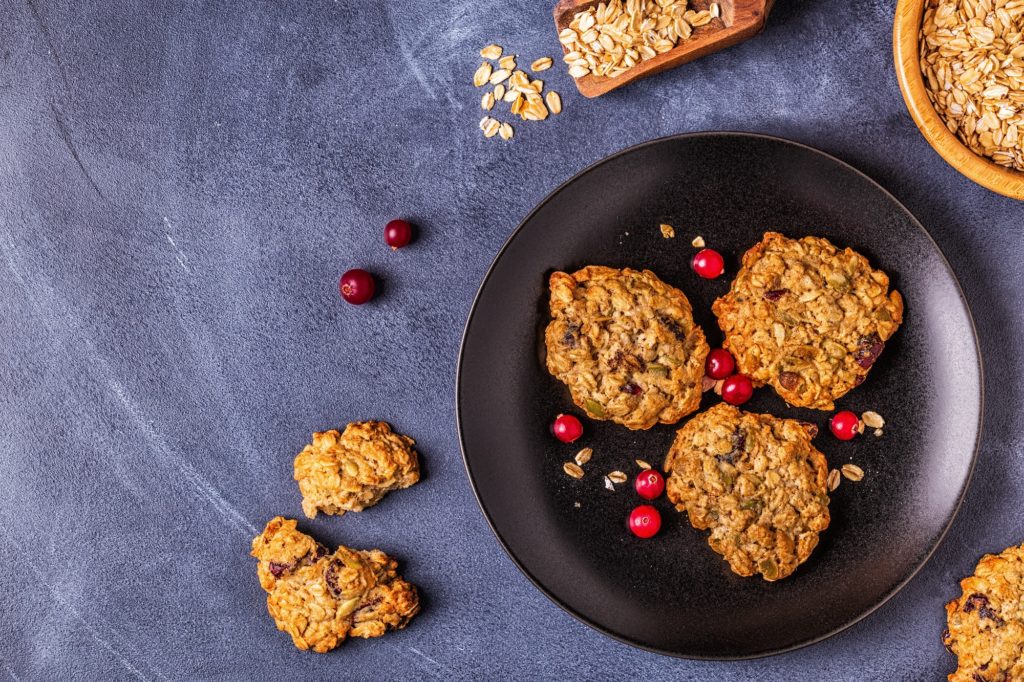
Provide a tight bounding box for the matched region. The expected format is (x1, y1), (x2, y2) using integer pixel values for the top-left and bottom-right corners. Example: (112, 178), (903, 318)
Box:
(660, 224), (676, 239)
(545, 91), (562, 115)
(691, 235), (706, 248)
(499, 122), (514, 140)
(494, 84), (505, 100)
(604, 476), (615, 491)
(489, 69), (511, 85)
(861, 411), (885, 429)
(874, 428), (884, 438)
(841, 463), (864, 482)
(608, 471), (627, 484)
(531, 57), (553, 72)
(473, 62), (493, 88)
(499, 55), (517, 70)
(481, 92), (495, 111)
(635, 459), (652, 470)
(827, 469), (841, 492)
(574, 447), (593, 466)
(563, 462), (584, 479)
(480, 44), (502, 60)
(574, 501), (581, 508)
(481, 117), (501, 138)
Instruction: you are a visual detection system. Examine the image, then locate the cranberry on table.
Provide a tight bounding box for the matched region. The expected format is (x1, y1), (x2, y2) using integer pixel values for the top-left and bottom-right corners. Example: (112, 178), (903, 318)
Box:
(692, 248), (725, 279)
(720, 374), (753, 405)
(830, 410), (862, 441)
(705, 348), (736, 380)
(634, 470), (665, 500)
(339, 269), (376, 305)
(551, 413), (583, 443)
(628, 505), (661, 538)
(384, 219), (414, 250)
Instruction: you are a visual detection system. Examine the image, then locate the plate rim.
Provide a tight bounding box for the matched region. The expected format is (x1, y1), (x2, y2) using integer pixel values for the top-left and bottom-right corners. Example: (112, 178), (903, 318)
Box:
(454, 131), (984, 660)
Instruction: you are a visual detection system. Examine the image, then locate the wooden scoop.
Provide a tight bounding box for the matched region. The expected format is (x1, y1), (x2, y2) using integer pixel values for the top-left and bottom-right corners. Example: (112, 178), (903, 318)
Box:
(553, 0), (774, 97)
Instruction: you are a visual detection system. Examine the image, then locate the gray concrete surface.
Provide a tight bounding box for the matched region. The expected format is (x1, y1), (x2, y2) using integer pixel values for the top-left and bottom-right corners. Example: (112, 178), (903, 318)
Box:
(0, 0), (1021, 679)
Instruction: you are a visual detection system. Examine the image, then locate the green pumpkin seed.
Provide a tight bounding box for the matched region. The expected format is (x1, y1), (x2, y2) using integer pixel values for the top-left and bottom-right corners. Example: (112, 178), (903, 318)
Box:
(585, 399), (605, 418)
(759, 559), (778, 579)
(739, 498), (763, 512)
(648, 364), (669, 377)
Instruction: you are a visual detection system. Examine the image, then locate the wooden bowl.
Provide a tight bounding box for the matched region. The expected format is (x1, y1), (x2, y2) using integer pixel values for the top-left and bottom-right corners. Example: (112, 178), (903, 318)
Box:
(553, 0), (773, 98)
(893, 0), (1024, 200)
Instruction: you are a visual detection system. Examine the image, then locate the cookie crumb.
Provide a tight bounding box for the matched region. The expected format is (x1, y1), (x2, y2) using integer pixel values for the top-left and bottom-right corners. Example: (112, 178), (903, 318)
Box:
(692, 235), (706, 248)
(660, 224), (675, 239)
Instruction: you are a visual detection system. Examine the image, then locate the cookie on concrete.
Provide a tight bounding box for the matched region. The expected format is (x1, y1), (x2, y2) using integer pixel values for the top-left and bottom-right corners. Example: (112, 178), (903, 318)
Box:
(251, 517), (420, 652)
(943, 542), (1024, 681)
(545, 265), (709, 430)
(663, 403), (830, 581)
(712, 232), (904, 410)
(294, 421), (419, 519)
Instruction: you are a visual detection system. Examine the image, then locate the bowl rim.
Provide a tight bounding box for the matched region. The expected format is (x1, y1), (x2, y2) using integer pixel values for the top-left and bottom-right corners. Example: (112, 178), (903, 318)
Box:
(893, 0), (1024, 200)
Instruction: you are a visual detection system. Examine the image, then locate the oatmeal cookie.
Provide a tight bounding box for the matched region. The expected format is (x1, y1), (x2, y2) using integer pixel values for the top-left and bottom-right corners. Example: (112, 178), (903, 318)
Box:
(663, 403), (830, 581)
(545, 266), (709, 430)
(712, 232), (904, 410)
(943, 543), (1024, 681)
(250, 517), (420, 652)
(294, 421), (419, 519)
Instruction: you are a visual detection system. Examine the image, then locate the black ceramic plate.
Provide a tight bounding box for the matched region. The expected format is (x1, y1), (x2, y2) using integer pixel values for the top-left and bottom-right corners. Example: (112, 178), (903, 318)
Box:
(456, 133), (982, 659)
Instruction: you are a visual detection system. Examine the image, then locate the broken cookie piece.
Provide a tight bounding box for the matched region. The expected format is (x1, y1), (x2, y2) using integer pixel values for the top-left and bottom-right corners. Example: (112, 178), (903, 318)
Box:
(294, 421), (419, 519)
(251, 517), (420, 652)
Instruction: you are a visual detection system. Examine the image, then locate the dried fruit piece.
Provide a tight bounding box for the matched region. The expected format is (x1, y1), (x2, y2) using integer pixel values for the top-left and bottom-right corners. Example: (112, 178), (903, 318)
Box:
(552, 414), (584, 443)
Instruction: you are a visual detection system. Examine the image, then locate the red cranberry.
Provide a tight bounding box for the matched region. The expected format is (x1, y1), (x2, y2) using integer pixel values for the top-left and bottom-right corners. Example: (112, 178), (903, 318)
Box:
(830, 410), (862, 441)
(705, 348), (736, 380)
(384, 219), (413, 250)
(339, 269), (376, 305)
(551, 414), (583, 443)
(634, 470), (665, 500)
(628, 505), (661, 538)
(721, 374), (753, 405)
(692, 249), (725, 279)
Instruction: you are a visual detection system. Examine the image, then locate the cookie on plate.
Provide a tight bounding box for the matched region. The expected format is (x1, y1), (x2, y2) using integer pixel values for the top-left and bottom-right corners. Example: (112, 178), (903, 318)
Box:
(545, 265), (709, 430)
(294, 421), (419, 519)
(943, 542), (1024, 681)
(712, 232), (904, 410)
(251, 517), (420, 652)
(663, 403), (830, 581)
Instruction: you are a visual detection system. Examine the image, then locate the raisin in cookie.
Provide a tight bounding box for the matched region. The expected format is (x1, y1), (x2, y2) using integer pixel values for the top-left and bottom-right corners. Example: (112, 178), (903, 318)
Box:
(943, 543), (1024, 681)
(294, 421), (419, 519)
(545, 266), (708, 430)
(712, 232), (904, 411)
(251, 517), (420, 652)
(663, 403), (830, 581)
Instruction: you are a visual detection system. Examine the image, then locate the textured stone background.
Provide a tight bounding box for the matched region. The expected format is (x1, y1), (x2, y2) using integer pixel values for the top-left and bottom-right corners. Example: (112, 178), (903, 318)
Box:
(1, 0), (1021, 679)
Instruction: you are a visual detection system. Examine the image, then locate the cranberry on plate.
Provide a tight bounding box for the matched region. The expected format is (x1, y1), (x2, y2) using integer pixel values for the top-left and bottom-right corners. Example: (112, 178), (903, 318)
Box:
(721, 374), (753, 406)
(551, 414), (583, 443)
(830, 410), (862, 441)
(692, 248), (725, 279)
(628, 505), (661, 538)
(339, 269), (376, 305)
(635, 470), (665, 500)
(705, 348), (735, 380)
